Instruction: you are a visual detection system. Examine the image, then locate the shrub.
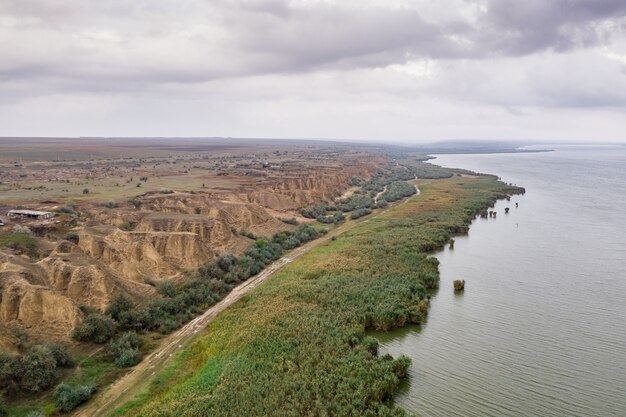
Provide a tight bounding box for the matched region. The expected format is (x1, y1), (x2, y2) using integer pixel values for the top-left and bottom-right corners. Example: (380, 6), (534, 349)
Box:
(103, 201), (118, 209)
(82, 188), (90, 194)
(156, 280), (177, 298)
(278, 217), (299, 225)
(47, 344), (74, 368)
(119, 222), (134, 231)
(392, 355), (412, 378)
(63, 232), (79, 244)
(350, 208), (373, 219)
(239, 230), (257, 239)
(128, 197), (141, 208)
(54, 383), (95, 412)
(72, 313), (116, 344)
(58, 205), (78, 216)
(105, 293), (135, 321)
(106, 332), (143, 368)
(13, 225), (32, 234)
(300, 204), (329, 219)
(19, 346), (59, 393)
(380, 181), (417, 202)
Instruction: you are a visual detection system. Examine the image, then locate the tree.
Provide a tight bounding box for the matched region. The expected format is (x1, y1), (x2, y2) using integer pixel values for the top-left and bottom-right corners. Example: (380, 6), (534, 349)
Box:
(105, 293), (135, 320)
(54, 383), (95, 412)
(72, 313), (116, 344)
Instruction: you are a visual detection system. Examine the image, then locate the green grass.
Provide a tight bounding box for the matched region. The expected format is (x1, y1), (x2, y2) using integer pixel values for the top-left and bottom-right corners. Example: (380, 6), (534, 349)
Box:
(0, 233), (38, 258)
(111, 175), (523, 417)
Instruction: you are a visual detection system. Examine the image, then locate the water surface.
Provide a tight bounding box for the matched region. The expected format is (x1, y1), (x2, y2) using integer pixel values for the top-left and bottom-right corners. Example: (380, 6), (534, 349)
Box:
(379, 147), (626, 416)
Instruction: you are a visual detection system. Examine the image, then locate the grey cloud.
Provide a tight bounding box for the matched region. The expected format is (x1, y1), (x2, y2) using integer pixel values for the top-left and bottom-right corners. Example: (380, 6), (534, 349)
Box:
(1, 0), (625, 92)
(481, 0), (626, 54)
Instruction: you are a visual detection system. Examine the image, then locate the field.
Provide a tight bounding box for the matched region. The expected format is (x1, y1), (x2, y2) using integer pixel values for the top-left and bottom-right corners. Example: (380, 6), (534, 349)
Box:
(110, 175), (523, 416)
(0, 137), (380, 205)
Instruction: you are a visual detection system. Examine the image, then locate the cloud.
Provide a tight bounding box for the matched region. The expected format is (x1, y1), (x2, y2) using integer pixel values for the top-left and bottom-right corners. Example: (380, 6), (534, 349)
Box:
(0, 0), (625, 140)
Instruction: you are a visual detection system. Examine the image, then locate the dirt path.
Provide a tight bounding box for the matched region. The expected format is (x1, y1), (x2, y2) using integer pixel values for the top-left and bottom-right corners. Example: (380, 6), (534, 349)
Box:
(373, 185), (387, 204)
(76, 184), (421, 417)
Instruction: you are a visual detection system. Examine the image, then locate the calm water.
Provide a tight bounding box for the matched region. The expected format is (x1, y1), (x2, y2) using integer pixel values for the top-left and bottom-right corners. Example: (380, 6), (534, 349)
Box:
(378, 147), (626, 417)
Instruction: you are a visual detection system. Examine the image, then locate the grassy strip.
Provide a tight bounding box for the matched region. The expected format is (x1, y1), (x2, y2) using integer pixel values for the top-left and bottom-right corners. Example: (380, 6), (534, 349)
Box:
(112, 175), (523, 417)
(0, 233), (38, 258)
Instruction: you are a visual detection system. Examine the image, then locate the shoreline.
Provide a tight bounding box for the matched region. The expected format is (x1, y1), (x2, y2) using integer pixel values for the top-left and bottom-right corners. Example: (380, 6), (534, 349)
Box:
(111, 174), (524, 416)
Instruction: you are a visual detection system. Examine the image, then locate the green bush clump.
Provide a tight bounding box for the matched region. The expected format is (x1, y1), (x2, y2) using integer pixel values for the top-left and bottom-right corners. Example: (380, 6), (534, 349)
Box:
(0, 344), (74, 394)
(72, 313), (116, 343)
(63, 232), (79, 243)
(336, 194), (374, 212)
(350, 208), (373, 219)
(316, 212), (345, 224)
(107, 332), (143, 368)
(300, 204), (331, 219)
(278, 217), (299, 225)
(54, 383), (95, 412)
(239, 230), (257, 239)
(380, 180), (417, 202)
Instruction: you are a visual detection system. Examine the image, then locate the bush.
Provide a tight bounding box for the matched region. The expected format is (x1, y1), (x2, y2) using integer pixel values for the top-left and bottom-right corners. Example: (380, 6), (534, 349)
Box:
(119, 221), (134, 231)
(82, 188), (90, 194)
(316, 212), (345, 224)
(239, 230), (257, 239)
(156, 280), (177, 298)
(105, 293), (135, 321)
(63, 232), (79, 244)
(300, 204), (329, 219)
(12, 225), (32, 234)
(72, 313), (116, 344)
(350, 208), (373, 219)
(106, 332), (143, 368)
(0, 345), (64, 394)
(380, 181), (417, 202)
(54, 383), (95, 412)
(47, 344), (75, 368)
(103, 201), (118, 209)
(336, 194), (374, 212)
(279, 217), (299, 225)
(58, 205), (78, 216)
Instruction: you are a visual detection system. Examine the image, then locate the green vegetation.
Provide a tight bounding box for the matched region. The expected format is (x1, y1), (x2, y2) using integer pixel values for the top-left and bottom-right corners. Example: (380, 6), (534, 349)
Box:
(72, 313), (116, 344)
(316, 212), (345, 224)
(54, 383), (95, 412)
(380, 181), (417, 202)
(300, 203), (333, 219)
(350, 207), (373, 219)
(0, 233), (38, 258)
(106, 333), (143, 368)
(0, 344), (74, 395)
(114, 175), (523, 416)
(63, 232), (79, 244)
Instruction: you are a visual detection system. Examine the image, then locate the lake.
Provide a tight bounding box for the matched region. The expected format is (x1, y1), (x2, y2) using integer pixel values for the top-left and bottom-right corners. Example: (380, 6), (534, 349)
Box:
(378, 146), (626, 416)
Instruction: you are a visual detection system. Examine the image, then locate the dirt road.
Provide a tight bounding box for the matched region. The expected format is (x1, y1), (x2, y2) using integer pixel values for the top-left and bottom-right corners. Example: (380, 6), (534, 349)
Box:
(76, 184), (420, 417)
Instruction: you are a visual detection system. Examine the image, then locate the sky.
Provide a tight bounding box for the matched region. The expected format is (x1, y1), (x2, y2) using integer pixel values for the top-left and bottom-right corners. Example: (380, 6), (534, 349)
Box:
(1, 0), (625, 143)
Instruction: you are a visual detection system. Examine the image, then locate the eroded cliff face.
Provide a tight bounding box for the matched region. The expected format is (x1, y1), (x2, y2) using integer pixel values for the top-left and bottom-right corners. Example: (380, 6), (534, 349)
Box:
(0, 154), (384, 342)
(0, 254), (82, 340)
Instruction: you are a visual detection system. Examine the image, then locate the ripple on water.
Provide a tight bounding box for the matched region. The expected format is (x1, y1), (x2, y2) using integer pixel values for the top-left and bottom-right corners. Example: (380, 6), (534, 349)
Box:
(378, 149), (626, 417)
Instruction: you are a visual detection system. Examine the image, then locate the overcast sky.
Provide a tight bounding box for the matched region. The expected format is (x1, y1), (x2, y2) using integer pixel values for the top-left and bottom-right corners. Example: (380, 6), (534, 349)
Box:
(1, 0), (625, 143)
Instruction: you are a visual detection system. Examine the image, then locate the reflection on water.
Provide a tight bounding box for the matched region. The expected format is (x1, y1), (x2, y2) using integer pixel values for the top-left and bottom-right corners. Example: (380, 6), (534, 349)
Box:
(378, 148), (626, 417)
